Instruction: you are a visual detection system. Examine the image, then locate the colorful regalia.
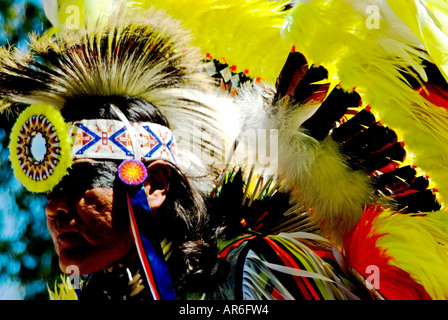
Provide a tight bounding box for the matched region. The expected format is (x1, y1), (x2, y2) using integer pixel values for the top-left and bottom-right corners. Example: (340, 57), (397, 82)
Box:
(1, 0), (448, 300)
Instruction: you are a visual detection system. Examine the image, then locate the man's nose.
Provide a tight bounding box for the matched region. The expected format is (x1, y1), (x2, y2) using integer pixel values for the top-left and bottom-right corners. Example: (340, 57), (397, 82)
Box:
(46, 197), (70, 217)
(45, 197), (76, 229)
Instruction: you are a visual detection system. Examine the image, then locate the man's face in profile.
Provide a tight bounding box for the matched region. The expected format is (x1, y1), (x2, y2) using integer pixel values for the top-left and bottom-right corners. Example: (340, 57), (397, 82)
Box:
(45, 161), (135, 275)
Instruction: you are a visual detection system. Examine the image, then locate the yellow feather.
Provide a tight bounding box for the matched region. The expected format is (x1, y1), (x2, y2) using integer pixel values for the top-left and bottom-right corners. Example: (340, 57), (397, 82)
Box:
(427, 0), (448, 34)
(135, 0), (291, 81)
(46, 0), (292, 82)
(387, 0), (448, 83)
(374, 209), (448, 299)
(47, 275), (78, 300)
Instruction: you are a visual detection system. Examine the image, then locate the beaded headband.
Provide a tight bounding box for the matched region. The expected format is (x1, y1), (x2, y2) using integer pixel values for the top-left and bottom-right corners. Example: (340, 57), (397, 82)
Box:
(9, 103), (177, 192)
(69, 120), (177, 163)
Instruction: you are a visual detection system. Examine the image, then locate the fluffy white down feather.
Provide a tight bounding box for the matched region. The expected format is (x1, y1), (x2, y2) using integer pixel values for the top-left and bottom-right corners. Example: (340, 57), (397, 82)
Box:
(235, 83), (375, 243)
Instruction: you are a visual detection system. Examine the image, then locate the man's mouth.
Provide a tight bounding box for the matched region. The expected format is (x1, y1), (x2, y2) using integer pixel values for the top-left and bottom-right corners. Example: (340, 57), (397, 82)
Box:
(56, 232), (89, 250)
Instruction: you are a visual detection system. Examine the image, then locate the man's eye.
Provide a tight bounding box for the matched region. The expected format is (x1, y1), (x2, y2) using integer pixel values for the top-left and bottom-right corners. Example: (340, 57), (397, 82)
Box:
(45, 162), (118, 198)
(46, 185), (66, 199)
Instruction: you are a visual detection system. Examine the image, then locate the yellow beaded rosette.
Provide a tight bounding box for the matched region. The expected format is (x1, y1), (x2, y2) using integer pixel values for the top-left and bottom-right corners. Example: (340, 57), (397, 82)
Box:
(9, 104), (72, 192)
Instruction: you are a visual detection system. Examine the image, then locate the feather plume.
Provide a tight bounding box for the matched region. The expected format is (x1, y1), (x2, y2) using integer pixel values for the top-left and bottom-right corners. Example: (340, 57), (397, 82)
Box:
(386, 0), (448, 84)
(374, 208), (448, 299)
(0, 6), (207, 109)
(277, 128), (374, 244)
(257, 51), (377, 244)
(282, 0), (448, 208)
(343, 204), (448, 300)
(236, 235), (357, 300)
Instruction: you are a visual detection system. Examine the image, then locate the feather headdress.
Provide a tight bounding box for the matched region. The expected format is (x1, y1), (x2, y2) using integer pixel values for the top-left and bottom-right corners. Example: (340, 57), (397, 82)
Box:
(33, 0), (448, 244)
(0, 2), (243, 193)
(3, 0), (448, 252)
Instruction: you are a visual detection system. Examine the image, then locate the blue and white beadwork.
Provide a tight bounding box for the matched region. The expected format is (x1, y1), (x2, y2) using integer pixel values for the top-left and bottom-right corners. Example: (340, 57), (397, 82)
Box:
(68, 120), (177, 163)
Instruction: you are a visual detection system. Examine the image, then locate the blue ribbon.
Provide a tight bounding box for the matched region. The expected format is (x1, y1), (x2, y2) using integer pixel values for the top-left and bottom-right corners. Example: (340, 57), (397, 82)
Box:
(128, 186), (176, 300)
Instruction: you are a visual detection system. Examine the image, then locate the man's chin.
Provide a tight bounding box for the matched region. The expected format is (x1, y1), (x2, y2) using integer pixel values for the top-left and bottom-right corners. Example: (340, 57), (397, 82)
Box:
(57, 246), (132, 275)
(58, 250), (112, 275)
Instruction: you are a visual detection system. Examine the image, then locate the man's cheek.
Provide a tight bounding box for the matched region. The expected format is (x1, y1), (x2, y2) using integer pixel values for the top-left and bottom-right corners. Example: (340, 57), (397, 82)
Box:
(76, 201), (112, 229)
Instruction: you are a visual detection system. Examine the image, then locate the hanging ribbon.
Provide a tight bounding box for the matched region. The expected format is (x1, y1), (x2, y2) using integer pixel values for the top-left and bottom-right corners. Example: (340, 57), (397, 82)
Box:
(126, 186), (176, 300)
